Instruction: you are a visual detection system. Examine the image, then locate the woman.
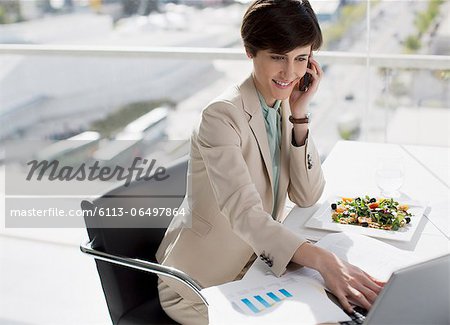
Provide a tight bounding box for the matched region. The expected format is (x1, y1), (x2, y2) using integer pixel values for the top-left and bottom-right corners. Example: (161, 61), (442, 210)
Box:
(156, 1), (384, 324)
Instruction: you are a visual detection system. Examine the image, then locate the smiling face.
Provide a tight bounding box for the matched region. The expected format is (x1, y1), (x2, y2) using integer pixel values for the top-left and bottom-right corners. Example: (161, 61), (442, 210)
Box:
(250, 45), (311, 106)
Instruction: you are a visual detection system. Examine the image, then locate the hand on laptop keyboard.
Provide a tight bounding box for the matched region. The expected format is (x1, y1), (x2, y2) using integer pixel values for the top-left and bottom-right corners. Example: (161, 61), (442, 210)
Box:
(340, 306), (368, 325)
(327, 291), (368, 325)
(293, 243), (386, 313)
(317, 252), (385, 313)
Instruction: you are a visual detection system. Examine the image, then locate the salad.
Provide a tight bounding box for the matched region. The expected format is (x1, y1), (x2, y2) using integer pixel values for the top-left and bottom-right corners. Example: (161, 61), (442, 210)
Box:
(331, 196), (412, 231)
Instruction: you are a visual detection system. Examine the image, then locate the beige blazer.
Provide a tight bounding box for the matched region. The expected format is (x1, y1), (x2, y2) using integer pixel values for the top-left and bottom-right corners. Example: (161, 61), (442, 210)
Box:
(156, 75), (325, 302)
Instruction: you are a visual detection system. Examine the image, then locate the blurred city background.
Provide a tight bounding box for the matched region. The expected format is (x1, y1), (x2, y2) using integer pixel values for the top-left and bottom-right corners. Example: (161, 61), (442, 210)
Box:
(0, 0), (449, 324)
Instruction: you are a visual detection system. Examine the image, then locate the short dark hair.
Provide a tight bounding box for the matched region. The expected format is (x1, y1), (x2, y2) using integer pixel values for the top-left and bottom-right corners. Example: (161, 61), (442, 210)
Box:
(241, 0), (323, 56)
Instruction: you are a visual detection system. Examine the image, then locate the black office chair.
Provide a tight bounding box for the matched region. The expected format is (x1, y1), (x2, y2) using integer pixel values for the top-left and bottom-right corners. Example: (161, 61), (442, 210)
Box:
(80, 156), (207, 325)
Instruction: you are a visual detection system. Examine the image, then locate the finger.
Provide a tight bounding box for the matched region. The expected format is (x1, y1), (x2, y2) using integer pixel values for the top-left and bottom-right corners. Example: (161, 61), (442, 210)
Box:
(363, 271), (386, 290)
(369, 275), (386, 287)
(348, 286), (372, 310)
(355, 272), (383, 295)
(353, 282), (378, 304)
(336, 292), (354, 314)
(364, 279), (383, 295)
(305, 69), (320, 91)
(306, 65), (322, 83)
(308, 57), (319, 69)
(306, 64), (318, 76)
(306, 67), (317, 77)
(375, 279), (386, 287)
(315, 61), (324, 78)
(308, 58), (322, 76)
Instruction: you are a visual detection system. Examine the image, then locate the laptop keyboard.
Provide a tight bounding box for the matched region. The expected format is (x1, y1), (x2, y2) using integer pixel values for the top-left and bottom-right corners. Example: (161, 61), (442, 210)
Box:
(340, 306), (368, 325)
(325, 290), (369, 324)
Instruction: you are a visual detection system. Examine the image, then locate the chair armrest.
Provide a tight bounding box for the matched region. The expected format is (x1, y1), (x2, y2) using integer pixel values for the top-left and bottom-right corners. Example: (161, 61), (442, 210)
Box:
(80, 240), (208, 306)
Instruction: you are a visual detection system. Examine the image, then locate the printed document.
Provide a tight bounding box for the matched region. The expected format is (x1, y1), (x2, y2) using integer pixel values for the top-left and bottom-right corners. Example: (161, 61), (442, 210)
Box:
(202, 274), (350, 324)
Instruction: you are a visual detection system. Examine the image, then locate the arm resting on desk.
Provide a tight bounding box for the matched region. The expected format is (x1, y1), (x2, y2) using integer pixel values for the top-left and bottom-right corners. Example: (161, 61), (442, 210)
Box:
(292, 242), (384, 313)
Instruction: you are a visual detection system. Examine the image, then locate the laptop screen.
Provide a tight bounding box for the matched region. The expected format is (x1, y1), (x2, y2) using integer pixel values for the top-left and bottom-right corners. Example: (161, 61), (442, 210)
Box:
(365, 254), (449, 325)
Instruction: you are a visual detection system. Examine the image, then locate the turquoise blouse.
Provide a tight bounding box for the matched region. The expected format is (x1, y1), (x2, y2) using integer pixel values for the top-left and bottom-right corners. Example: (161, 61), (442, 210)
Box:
(257, 91), (282, 217)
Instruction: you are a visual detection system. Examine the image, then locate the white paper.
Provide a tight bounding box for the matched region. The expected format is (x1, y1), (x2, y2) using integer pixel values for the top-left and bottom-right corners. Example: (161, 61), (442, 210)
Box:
(202, 275), (350, 324)
(426, 200), (450, 238)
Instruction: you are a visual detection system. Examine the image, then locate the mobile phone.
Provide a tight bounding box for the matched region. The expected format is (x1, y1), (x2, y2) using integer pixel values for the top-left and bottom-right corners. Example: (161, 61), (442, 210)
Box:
(299, 62), (312, 91)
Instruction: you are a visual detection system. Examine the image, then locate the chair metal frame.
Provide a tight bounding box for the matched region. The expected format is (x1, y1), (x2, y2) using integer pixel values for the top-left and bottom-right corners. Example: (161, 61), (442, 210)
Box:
(80, 240), (208, 306)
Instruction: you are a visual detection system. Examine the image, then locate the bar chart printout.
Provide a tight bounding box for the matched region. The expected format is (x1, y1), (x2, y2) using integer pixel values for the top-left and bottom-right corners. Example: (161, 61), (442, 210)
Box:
(201, 274), (351, 324)
(238, 288), (294, 314)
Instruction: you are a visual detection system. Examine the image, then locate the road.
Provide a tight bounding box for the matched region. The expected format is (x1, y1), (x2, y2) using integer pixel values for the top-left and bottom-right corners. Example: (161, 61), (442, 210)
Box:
(310, 0), (431, 155)
(0, 1), (446, 157)
(0, 4), (244, 140)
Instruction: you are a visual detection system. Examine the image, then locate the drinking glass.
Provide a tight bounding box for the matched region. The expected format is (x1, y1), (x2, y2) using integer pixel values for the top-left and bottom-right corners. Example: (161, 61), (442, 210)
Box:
(375, 158), (404, 198)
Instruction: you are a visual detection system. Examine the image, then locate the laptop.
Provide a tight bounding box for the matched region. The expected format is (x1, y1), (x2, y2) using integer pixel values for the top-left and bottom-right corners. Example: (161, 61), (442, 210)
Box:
(329, 253), (450, 325)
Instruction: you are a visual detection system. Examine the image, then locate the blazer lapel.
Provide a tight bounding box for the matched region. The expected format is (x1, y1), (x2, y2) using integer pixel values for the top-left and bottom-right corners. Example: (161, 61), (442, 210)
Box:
(275, 100), (292, 221)
(239, 76), (274, 200)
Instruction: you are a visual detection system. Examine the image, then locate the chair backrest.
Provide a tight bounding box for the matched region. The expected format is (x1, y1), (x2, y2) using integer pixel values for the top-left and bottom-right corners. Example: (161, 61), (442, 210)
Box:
(82, 156), (188, 324)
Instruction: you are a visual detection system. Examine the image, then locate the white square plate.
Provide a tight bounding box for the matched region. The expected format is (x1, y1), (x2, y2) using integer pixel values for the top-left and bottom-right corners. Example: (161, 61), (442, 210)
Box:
(304, 196), (427, 242)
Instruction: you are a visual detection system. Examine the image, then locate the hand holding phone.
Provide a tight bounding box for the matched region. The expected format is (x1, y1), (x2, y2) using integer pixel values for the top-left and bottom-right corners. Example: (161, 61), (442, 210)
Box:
(299, 61), (312, 92)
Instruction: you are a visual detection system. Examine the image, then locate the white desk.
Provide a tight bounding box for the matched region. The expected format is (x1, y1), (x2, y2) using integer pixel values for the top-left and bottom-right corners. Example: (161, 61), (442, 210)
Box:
(246, 140), (450, 278)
